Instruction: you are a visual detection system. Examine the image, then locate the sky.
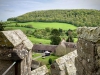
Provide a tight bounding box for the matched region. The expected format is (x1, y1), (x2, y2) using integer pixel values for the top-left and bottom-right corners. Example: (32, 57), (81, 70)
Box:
(0, 0), (100, 21)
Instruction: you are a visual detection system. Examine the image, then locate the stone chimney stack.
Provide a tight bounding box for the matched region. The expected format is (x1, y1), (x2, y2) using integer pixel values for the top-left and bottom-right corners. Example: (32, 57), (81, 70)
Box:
(75, 27), (100, 75)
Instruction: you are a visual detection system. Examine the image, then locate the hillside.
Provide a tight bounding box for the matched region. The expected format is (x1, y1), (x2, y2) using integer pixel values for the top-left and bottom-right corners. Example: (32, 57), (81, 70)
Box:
(7, 9), (100, 27)
(4, 21), (77, 44)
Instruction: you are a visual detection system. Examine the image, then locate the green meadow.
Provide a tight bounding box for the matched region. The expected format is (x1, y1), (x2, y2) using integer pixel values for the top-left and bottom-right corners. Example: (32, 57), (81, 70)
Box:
(27, 22), (76, 30)
(28, 37), (51, 44)
(5, 22), (77, 44)
(6, 21), (77, 30)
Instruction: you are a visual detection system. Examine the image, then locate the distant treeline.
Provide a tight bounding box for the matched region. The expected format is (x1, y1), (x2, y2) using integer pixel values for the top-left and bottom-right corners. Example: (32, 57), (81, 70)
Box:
(7, 9), (100, 27)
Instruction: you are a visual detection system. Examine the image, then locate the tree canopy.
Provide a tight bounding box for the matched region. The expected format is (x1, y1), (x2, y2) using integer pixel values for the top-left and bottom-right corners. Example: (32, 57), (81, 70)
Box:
(7, 9), (100, 27)
(50, 29), (61, 45)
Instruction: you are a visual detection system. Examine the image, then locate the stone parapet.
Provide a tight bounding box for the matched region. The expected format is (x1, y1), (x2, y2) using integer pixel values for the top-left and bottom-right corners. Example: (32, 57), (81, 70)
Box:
(76, 27), (100, 75)
(51, 50), (77, 75)
(0, 30), (33, 75)
(31, 65), (49, 75)
(77, 27), (100, 42)
(0, 30), (33, 49)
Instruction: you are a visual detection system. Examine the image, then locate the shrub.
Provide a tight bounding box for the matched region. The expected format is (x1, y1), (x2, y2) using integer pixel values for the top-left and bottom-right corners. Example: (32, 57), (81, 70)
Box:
(48, 58), (52, 65)
(25, 24), (33, 28)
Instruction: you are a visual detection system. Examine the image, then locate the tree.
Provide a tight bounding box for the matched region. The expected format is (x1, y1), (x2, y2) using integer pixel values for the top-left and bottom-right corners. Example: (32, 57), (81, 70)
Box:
(45, 27), (51, 32)
(51, 29), (60, 36)
(66, 29), (72, 36)
(50, 29), (61, 45)
(7, 9), (100, 27)
(0, 22), (5, 31)
(66, 36), (74, 42)
(50, 36), (61, 45)
(66, 29), (74, 42)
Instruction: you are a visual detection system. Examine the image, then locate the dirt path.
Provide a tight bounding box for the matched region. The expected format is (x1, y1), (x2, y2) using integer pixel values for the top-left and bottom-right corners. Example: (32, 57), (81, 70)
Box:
(33, 56), (42, 60)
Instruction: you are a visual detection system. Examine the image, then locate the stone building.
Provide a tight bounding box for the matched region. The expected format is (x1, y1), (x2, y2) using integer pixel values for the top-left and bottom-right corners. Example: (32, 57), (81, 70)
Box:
(33, 44), (57, 53)
(75, 27), (100, 75)
(55, 39), (77, 56)
(33, 39), (76, 57)
(0, 30), (33, 75)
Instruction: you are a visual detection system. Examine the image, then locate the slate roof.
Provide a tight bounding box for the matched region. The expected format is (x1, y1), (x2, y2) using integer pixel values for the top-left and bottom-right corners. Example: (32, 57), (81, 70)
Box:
(32, 44), (58, 52)
(64, 42), (77, 49)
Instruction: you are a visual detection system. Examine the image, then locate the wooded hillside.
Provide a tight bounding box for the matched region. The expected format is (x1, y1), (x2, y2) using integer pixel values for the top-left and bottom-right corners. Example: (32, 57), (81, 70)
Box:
(7, 9), (100, 27)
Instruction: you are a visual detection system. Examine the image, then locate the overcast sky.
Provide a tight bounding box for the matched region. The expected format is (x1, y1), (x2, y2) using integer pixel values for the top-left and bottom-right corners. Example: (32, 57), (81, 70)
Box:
(0, 0), (100, 21)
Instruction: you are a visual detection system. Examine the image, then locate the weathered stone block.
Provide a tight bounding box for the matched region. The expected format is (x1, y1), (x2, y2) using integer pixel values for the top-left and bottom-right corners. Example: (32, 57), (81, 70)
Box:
(75, 57), (85, 75)
(0, 30), (33, 75)
(31, 65), (49, 75)
(51, 50), (77, 75)
(97, 46), (100, 57)
(76, 27), (100, 75)
(77, 27), (100, 42)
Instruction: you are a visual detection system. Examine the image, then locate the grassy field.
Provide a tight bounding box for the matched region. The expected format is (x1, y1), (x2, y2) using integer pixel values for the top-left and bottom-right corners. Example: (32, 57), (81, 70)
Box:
(36, 54), (59, 68)
(28, 36), (51, 44)
(5, 27), (35, 31)
(5, 21), (77, 44)
(32, 53), (59, 68)
(7, 21), (77, 30)
(28, 36), (77, 44)
(32, 53), (42, 58)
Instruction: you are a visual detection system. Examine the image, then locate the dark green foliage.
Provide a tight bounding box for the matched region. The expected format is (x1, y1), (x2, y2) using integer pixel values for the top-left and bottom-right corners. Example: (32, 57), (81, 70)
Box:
(50, 29), (61, 45)
(66, 29), (73, 36)
(66, 36), (74, 42)
(25, 24), (33, 28)
(59, 28), (62, 33)
(0, 22), (6, 31)
(15, 23), (20, 27)
(7, 9), (100, 27)
(51, 29), (60, 36)
(66, 29), (74, 42)
(33, 29), (51, 39)
(45, 27), (51, 32)
(48, 58), (52, 65)
(50, 36), (61, 45)
(25, 30), (33, 36)
(72, 29), (77, 38)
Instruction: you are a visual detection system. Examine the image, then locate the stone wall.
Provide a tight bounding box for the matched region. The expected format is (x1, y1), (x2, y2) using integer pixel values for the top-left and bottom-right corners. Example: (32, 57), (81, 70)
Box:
(20, 50), (32, 75)
(55, 39), (77, 56)
(31, 65), (49, 75)
(75, 27), (100, 75)
(0, 30), (33, 75)
(31, 60), (41, 70)
(51, 50), (77, 75)
(0, 60), (15, 75)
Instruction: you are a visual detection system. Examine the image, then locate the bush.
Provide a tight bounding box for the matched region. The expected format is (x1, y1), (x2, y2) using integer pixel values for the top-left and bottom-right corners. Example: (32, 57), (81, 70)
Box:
(25, 24), (33, 28)
(48, 58), (52, 65)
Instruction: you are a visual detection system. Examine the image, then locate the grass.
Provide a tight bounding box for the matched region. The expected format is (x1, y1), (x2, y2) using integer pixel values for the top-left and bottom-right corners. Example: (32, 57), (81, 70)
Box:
(74, 38), (78, 42)
(6, 21), (77, 30)
(36, 55), (58, 64)
(28, 36), (77, 44)
(32, 53), (42, 58)
(36, 54), (59, 68)
(28, 36), (51, 44)
(32, 52), (59, 69)
(5, 27), (35, 32)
